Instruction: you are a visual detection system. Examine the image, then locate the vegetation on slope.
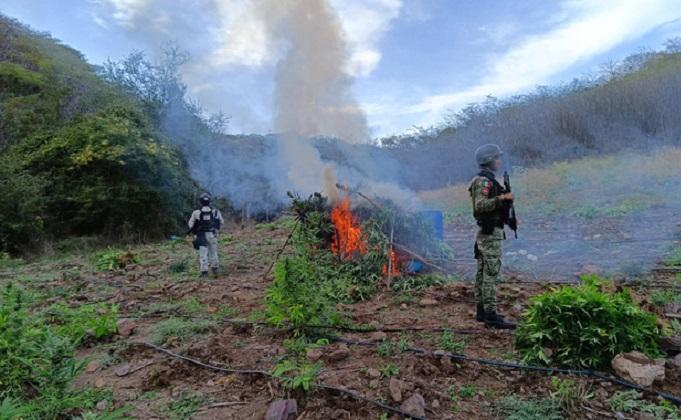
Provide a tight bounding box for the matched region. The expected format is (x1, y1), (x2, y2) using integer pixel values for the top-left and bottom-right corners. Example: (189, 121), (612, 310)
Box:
(0, 15), (195, 254)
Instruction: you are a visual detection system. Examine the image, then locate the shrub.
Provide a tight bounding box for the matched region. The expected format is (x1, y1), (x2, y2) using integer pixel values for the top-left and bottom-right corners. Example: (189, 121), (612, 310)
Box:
(44, 302), (118, 344)
(95, 248), (139, 271)
(609, 390), (680, 418)
(515, 275), (662, 369)
(0, 283), (114, 418)
(496, 396), (563, 420)
(272, 359), (322, 392)
(150, 317), (216, 345)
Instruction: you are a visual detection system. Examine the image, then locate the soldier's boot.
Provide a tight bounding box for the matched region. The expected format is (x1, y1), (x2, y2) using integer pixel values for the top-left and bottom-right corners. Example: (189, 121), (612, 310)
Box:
(483, 312), (516, 330)
(199, 271), (209, 279)
(475, 304), (485, 322)
(211, 267), (219, 278)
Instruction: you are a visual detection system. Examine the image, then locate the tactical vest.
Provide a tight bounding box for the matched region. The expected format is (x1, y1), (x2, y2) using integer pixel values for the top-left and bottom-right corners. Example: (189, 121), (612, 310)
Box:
(197, 208), (218, 233)
(472, 170), (505, 234)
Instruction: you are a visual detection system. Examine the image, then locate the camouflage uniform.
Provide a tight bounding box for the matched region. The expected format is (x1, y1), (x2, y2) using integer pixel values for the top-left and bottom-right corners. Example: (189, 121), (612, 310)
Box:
(469, 169), (505, 314)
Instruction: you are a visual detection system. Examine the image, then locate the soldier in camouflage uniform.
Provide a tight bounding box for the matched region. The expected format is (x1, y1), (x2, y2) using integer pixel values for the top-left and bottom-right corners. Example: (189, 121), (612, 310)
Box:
(469, 144), (516, 329)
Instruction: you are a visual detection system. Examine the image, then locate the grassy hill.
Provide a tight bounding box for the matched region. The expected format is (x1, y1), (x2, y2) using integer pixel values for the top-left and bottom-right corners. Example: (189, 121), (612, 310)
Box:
(0, 15), (195, 254)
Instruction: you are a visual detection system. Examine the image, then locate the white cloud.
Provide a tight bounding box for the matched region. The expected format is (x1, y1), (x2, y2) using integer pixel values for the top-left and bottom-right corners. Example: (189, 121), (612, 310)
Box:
(104, 0), (153, 28)
(380, 0), (681, 130)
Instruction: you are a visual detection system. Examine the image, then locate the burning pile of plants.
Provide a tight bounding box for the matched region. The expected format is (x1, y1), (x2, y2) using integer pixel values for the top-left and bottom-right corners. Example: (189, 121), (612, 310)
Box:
(265, 190), (450, 333)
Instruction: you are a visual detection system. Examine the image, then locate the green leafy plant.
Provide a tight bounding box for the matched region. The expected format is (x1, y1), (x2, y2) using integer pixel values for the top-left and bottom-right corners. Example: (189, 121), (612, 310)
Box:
(609, 390), (680, 419)
(272, 359), (322, 392)
(95, 248), (140, 271)
(376, 339), (395, 358)
(379, 363), (400, 378)
(166, 392), (206, 420)
(45, 303), (118, 344)
(150, 317), (217, 345)
(651, 289), (681, 307)
(496, 396), (563, 420)
(515, 275), (662, 368)
(440, 330), (467, 353)
(550, 377), (592, 414)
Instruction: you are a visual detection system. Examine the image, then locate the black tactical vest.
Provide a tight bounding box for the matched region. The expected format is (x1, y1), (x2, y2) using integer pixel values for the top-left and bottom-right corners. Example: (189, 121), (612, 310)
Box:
(197, 208), (217, 233)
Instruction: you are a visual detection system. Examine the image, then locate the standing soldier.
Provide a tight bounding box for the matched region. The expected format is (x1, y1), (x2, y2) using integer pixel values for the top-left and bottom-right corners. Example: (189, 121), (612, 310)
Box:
(188, 192), (224, 278)
(469, 144), (516, 329)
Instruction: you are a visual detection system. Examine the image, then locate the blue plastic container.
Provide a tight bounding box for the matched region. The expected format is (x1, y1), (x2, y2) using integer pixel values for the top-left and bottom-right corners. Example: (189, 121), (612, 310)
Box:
(418, 210), (444, 240)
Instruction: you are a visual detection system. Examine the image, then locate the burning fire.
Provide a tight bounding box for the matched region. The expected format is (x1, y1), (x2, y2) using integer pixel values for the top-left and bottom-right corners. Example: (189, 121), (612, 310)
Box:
(330, 197), (367, 259)
(330, 196), (400, 275)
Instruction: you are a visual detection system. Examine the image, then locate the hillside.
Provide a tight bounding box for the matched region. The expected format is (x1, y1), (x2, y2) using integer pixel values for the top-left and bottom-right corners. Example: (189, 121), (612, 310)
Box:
(0, 15), (195, 254)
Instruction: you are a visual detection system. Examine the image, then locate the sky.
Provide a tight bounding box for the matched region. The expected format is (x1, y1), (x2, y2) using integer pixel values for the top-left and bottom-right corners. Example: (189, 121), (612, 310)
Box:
(2, 0), (681, 139)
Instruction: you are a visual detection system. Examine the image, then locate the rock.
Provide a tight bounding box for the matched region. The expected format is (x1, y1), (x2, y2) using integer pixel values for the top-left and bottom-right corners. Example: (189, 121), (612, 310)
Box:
(635, 414), (655, 420)
(114, 364), (131, 377)
(306, 348), (323, 362)
(116, 319), (136, 337)
(369, 331), (388, 342)
(388, 377), (403, 402)
(670, 354), (681, 369)
(612, 351), (665, 387)
(94, 377), (106, 388)
(327, 344), (350, 362)
(85, 360), (101, 373)
(664, 302), (681, 315)
(432, 399), (440, 409)
(400, 393), (426, 418)
(418, 298), (438, 307)
(366, 368), (381, 379)
(265, 399), (298, 420)
(95, 400), (108, 411)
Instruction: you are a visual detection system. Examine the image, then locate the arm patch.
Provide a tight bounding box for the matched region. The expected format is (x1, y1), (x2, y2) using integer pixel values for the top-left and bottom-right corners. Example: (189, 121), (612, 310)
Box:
(481, 179), (491, 196)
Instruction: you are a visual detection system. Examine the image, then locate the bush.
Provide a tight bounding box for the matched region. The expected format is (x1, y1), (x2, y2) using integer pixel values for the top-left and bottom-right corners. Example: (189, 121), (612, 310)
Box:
(95, 248), (140, 271)
(0, 283), (115, 418)
(515, 275), (662, 369)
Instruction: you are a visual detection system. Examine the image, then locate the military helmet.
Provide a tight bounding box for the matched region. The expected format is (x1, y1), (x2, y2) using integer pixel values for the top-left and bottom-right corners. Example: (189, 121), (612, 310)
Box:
(474, 144), (504, 166)
(199, 192), (212, 206)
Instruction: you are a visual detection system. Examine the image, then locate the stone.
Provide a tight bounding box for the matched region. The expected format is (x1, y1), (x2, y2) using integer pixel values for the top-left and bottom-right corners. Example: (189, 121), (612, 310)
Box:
(95, 400), (108, 411)
(94, 377), (106, 388)
(670, 353), (681, 369)
(400, 393), (426, 418)
(388, 377), (403, 402)
(368, 379), (380, 389)
(265, 399), (298, 420)
(85, 360), (101, 373)
(418, 298), (438, 307)
(327, 344), (350, 362)
(306, 348), (323, 362)
(366, 368), (381, 379)
(114, 364), (131, 377)
(612, 351), (665, 387)
(116, 319), (136, 337)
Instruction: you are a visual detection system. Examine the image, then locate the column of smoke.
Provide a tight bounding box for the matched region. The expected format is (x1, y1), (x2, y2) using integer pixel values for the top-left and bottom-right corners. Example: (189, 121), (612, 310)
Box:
(258, 0), (419, 209)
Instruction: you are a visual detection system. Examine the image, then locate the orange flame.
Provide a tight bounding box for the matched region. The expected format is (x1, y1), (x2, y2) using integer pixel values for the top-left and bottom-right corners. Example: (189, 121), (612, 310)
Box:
(330, 197), (367, 259)
(382, 249), (400, 275)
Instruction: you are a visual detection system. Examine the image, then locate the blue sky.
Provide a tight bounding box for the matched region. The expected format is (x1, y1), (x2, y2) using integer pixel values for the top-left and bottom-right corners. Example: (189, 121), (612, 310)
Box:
(3, 0), (681, 138)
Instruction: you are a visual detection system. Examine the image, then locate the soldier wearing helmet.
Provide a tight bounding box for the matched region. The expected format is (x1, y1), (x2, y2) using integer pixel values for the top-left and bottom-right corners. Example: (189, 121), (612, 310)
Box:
(468, 144), (516, 329)
(188, 192), (224, 278)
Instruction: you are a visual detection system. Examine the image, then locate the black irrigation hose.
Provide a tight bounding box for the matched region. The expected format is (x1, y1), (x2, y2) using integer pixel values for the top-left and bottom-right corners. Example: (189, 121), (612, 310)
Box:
(337, 338), (681, 407)
(132, 341), (425, 420)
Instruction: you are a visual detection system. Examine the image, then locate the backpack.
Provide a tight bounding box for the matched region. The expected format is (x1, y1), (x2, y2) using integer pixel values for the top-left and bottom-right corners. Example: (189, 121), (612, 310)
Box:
(197, 207), (218, 232)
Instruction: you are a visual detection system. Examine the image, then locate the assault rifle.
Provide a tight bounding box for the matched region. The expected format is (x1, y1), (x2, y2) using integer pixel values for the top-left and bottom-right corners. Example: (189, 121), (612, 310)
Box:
(503, 171), (518, 239)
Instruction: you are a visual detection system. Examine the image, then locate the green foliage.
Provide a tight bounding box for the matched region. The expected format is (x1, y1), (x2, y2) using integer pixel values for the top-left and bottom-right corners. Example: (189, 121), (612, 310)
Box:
(166, 392), (205, 420)
(379, 363), (400, 378)
(0, 16), (195, 254)
(150, 317), (216, 345)
(457, 385), (478, 398)
(440, 330), (467, 353)
(496, 396), (563, 420)
(45, 302), (118, 344)
(376, 339), (395, 358)
(515, 275), (662, 369)
(609, 390), (680, 419)
(549, 377), (592, 414)
(95, 248), (140, 271)
(0, 283), (117, 418)
(272, 359), (322, 393)
(651, 289), (681, 307)
(390, 273), (449, 292)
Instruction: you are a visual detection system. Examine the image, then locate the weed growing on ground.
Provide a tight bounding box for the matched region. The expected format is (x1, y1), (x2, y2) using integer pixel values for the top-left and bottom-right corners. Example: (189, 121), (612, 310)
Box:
(376, 339), (396, 358)
(550, 377), (592, 414)
(440, 330), (467, 352)
(0, 283), (119, 418)
(609, 390), (680, 419)
(516, 275), (662, 368)
(379, 364), (400, 378)
(458, 385), (478, 398)
(166, 392), (206, 420)
(272, 359), (322, 393)
(150, 317), (217, 345)
(496, 396), (563, 420)
(45, 302), (118, 344)
(95, 248), (139, 271)
(651, 289), (681, 307)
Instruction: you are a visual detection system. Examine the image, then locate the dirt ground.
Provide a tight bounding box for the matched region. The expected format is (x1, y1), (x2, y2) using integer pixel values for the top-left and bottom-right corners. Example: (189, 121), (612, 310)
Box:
(3, 220), (681, 419)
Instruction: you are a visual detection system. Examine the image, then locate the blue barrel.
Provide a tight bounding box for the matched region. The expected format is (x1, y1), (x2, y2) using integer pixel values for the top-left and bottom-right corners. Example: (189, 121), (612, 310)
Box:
(418, 210), (444, 240)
